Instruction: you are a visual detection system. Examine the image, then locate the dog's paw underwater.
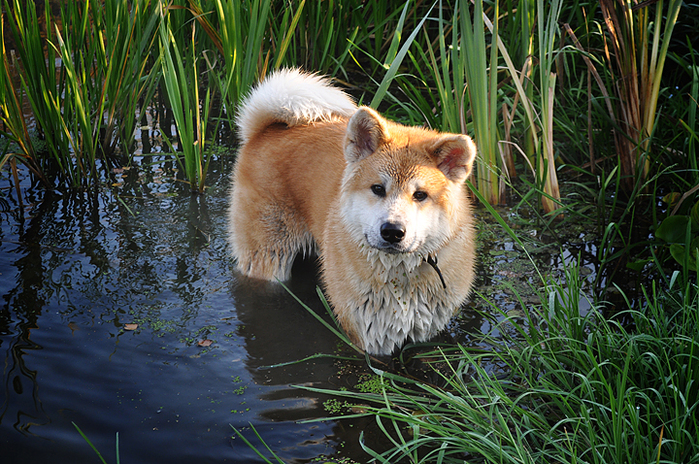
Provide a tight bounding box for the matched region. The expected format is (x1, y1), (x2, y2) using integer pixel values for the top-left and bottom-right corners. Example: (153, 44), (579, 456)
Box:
(228, 68), (477, 355)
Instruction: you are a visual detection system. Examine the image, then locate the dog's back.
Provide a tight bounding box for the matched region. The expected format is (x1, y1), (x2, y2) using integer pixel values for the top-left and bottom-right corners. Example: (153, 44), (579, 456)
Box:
(236, 68), (356, 144)
(229, 70), (356, 281)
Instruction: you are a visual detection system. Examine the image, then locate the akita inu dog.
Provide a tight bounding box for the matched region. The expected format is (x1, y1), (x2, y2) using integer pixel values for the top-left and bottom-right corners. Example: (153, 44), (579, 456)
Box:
(228, 69), (476, 355)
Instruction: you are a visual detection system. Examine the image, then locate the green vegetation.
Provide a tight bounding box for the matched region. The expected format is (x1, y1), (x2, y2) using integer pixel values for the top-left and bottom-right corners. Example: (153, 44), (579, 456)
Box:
(73, 422), (120, 464)
(1, 0), (695, 199)
(305, 264), (699, 463)
(3, 1), (699, 462)
(1, 0), (158, 188)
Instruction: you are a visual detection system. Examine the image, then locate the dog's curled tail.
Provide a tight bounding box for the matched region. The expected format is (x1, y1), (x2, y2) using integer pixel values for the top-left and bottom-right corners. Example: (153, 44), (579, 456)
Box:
(236, 68), (357, 144)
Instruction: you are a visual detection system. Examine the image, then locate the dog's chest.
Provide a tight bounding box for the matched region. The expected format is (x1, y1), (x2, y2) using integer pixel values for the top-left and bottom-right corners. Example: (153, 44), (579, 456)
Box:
(351, 252), (454, 353)
(369, 253), (434, 310)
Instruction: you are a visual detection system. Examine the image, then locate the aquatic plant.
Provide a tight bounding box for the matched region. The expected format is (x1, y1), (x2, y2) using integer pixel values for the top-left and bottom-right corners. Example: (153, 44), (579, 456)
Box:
(373, 0), (565, 211)
(0, 15), (47, 196)
(599, 0), (683, 190)
(73, 422), (120, 464)
(1, 0), (158, 187)
(293, 259), (699, 463)
(155, 0), (310, 192)
(458, 0), (502, 207)
(2, 0), (75, 183)
(277, 0), (360, 76)
(532, 0), (563, 215)
(205, 0), (276, 124)
(158, 1), (213, 194)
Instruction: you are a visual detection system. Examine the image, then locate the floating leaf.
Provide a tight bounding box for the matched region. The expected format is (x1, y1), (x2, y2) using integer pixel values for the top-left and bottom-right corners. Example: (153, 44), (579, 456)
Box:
(197, 339), (213, 347)
(656, 216), (691, 243)
(124, 323), (138, 331)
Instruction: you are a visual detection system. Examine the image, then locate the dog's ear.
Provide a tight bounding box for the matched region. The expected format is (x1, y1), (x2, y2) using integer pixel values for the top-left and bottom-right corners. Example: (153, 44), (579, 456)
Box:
(344, 107), (388, 163)
(430, 134), (477, 183)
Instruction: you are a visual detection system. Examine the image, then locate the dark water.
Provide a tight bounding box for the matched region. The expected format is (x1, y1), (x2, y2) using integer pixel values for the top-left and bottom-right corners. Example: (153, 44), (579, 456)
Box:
(0, 152), (599, 463)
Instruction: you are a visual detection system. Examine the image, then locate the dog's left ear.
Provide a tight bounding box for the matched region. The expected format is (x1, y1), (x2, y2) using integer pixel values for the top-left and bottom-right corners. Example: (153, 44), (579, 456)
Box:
(430, 135), (477, 183)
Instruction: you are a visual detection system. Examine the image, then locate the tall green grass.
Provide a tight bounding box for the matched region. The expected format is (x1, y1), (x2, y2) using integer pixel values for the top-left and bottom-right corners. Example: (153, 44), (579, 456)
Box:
(1, 0), (158, 187)
(155, 0), (307, 192)
(3, 0), (73, 183)
(0, 0), (692, 218)
(296, 263), (699, 463)
(278, 0), (361, 76)
(533, 0), (562, 215)
(383, 0), (564, 211)
(599, 0), (683, 190)
(460, 0), (502, 206)
(0, 9), (45, 188)
(207, 0), (275, 123)
(158, 1), (213, 194)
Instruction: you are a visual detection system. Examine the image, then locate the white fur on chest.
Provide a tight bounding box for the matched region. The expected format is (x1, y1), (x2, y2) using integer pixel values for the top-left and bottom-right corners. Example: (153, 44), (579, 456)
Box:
(351, 250), (457, 355)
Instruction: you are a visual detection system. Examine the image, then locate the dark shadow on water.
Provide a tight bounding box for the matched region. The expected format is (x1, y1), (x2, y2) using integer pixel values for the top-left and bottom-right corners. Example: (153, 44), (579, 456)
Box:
(0, 158), (385, 463)
(0, 154), (611, 463)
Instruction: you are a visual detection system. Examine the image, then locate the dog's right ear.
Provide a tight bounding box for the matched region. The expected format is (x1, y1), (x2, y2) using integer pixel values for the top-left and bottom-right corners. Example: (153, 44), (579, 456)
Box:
(344, 107), (388, 163)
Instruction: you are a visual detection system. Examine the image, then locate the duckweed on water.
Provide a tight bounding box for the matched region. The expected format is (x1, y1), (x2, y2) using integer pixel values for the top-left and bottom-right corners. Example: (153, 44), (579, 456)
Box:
(354, 374), (388, 394)
(323, 399), (352, 415)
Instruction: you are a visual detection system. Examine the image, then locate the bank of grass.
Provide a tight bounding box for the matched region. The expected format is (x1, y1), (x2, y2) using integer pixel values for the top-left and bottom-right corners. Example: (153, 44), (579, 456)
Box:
(283, 184), (699, 462)
(298, 263), (699, 463)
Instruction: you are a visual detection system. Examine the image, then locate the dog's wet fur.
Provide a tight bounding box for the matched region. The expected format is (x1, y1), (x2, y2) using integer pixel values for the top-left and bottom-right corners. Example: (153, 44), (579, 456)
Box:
(228, 69), (476, 355)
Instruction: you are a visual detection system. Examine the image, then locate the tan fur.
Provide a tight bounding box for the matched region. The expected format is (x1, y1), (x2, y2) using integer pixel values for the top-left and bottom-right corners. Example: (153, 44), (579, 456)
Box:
(228, 69), (477, 355)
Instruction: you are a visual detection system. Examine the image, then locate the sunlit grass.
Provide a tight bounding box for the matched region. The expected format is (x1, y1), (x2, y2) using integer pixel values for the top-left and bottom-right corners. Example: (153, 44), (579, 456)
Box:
(158, 1), (213, 194)
(1, 0), (158, 187)
(293, 261), (699, 463)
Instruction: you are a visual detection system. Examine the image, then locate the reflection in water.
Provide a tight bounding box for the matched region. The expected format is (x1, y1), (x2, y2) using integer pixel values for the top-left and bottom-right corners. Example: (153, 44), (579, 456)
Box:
(0, 154), (600, 463)
(0, 157), (379, 463)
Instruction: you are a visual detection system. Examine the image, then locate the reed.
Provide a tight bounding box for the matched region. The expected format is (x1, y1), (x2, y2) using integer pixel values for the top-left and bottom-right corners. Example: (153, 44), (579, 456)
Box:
(0, 9), (46, 188)
(200, 0), (307, 128)
(280, 0), (361, 75)
(600, 0), (683, 190)
(91, 0), (160, 155)
(369, 1), (433, 111)
(158, 2), (213, 194)
(534, 0), (562, 214)
(376, 0), (506, 204)
(210, 0), (272, 114)
(383, 1), (564, 211)
(3, 0), (72, 183)
(157, 0), (308, 192)
(1, 0), (158, 187)
(459, 0), (501, 205)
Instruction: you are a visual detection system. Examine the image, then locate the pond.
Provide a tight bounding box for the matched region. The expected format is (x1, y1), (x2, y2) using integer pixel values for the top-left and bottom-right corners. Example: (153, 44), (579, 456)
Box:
(0, 150), (601, 463)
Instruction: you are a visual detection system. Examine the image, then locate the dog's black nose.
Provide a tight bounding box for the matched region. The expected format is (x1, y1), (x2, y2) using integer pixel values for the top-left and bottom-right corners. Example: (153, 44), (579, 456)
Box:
(380, 222), (405, 244)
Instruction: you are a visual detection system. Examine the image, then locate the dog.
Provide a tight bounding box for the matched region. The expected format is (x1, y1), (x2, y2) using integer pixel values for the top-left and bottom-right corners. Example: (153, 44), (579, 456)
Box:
(228, 69), (476, 355)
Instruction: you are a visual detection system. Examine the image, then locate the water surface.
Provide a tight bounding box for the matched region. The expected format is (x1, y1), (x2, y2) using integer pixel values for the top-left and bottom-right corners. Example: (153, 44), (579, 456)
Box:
(0, 153), (598, 462)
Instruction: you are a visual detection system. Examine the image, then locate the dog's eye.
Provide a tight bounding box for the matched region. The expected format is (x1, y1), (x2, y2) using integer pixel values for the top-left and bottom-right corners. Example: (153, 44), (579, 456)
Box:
(413, 191), (428, 202)
(371, 184), (386, 197)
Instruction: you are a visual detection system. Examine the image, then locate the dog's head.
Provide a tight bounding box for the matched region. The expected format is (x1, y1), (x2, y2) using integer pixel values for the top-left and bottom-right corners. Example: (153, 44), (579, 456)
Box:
(340, 107), (476, 255)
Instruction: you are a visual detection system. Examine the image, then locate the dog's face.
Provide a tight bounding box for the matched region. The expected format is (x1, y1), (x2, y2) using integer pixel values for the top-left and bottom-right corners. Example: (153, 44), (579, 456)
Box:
(340, 108), (476, 255)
